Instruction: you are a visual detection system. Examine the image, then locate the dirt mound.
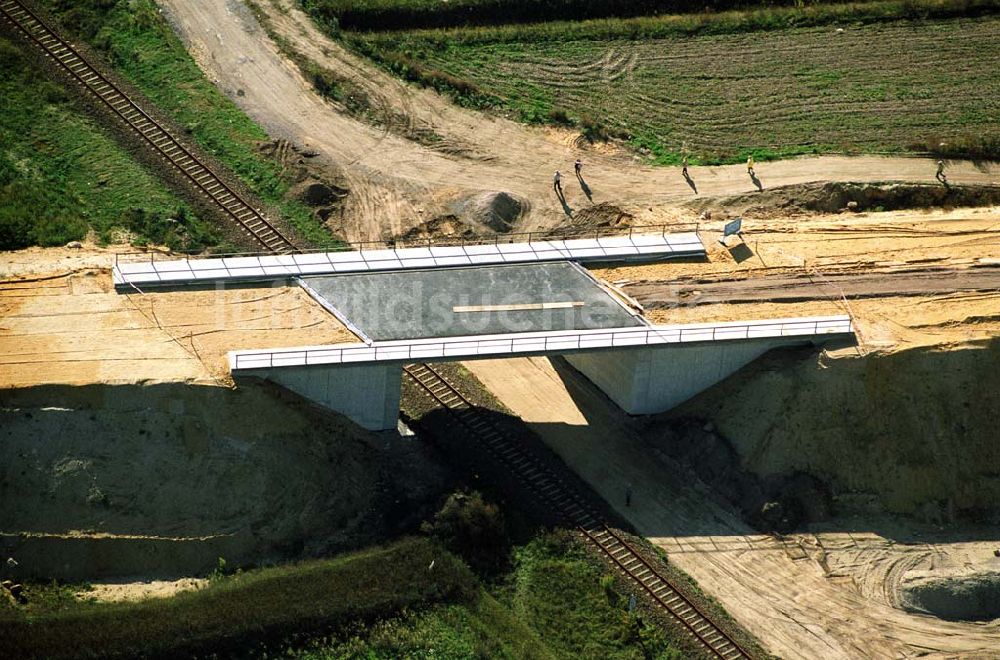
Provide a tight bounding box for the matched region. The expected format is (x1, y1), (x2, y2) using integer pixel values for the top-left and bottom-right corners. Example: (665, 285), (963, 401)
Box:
(900, 570), (1000, 621)
(0, 381), (446, 581)
(292, 179), (348, 207)
(564, 202), (634, 231)
(258, 139), (350, 233)
(693, 182), (1000, 217)
(399, 214), (480, 242)
(453, 191), (527, 232)
(644, 419), (832, 533)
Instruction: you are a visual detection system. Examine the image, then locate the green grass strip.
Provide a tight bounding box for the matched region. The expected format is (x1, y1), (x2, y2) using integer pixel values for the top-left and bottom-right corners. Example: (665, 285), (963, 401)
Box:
(0, 37), (214, 251)
(0, 538), (476, 659)
(36, 0), (340, 249)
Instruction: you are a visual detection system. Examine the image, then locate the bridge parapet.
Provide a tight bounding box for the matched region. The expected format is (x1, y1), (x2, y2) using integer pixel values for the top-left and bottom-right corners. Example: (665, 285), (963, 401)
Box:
(231, 316), (853, 430)
(113, 231), (704, 289)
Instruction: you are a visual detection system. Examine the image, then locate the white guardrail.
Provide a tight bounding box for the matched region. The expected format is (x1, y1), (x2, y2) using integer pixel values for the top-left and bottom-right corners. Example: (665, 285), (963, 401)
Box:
(229, 315), (853, 371)
(113, 232), (705, 288)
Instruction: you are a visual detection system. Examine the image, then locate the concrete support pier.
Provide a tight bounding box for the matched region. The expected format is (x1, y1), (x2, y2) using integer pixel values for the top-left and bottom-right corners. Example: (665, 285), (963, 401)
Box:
(566, 338), (800, 414)
(241, 364), (402, 431)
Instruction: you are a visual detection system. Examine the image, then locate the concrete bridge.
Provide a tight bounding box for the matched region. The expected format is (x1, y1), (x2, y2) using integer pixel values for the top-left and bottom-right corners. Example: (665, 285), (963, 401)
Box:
(113, 231), (854, 430)
(229, 316), (853, 430)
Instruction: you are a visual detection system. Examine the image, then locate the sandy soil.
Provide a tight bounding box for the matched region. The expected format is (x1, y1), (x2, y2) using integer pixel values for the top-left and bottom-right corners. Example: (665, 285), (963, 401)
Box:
(78, 578), (207, 603)
(586, 205), (1000, 352)
(0, 244), (355, 387)
(594, 206), (1000, 285)
(464, 356), (1000, 659)
(156, 0), (998, 242)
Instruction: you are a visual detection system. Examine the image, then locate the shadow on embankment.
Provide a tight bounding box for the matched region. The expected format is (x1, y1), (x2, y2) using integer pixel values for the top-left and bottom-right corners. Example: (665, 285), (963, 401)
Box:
(476, 337), (1000, 544)
(0, 381), (448, 581)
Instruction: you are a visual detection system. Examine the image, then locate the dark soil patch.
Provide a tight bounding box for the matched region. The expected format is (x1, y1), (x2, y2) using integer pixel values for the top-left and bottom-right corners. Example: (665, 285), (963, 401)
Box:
(691, 182), (1000, 218)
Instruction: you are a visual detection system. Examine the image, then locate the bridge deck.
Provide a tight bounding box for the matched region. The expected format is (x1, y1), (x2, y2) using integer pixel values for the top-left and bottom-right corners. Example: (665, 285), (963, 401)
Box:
(113, 232), (704, 288)
(229, 315), (853, 371)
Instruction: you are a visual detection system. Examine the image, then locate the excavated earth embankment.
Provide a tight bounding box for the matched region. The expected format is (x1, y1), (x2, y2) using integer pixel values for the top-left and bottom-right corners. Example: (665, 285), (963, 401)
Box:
(664, 339), (1000, 523)
(0, 381), (445, 581)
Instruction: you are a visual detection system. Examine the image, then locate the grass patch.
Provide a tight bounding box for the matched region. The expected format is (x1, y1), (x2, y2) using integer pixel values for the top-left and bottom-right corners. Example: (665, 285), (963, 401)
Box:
(0, 37), (214, 251)
(499, 531), (685, 658)
(0, 538), (476, 658)
(346, 10), (1000, 163)
(285, 531), (687, 658)
(34, 0), (341, 249)
(289, 590), (556, 658)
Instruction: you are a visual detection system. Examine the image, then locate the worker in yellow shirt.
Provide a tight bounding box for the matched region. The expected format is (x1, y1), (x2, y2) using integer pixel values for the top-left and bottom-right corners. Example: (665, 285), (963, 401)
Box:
(747, 155), (755, 176)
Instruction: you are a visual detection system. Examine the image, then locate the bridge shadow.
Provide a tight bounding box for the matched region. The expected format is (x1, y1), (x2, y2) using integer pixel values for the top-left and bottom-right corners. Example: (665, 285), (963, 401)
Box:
(0, 379), (436, 582)
(448, 344), (995, 545)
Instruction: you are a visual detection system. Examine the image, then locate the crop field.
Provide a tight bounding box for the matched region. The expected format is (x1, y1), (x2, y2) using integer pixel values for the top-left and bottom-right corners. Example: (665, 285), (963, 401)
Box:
(356, 15), (1000, 163)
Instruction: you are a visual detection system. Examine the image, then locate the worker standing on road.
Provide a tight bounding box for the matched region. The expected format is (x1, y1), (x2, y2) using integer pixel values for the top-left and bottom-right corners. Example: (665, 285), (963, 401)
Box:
(936, 159), (947, 184)
(682, 155), (689, 176)
(554, 170), (563, 196)
(574, 159), (583, 177)
(747, 154), (755, 176)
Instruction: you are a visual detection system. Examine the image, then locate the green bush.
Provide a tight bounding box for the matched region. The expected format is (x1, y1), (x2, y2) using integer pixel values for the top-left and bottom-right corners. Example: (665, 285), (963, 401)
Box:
(546, 106), (575, 126)
(424, 491), (509, 574)
(0, 204), (37, 251)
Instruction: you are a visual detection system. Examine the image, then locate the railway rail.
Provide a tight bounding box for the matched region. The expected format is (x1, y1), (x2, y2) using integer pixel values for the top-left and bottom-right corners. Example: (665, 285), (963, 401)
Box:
(403, 362), (753, 660)
(0, 0), (297, 254)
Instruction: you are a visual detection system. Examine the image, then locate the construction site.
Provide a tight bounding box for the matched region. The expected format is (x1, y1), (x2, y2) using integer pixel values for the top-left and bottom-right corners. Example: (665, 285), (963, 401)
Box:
(2, 0), (1000, 658)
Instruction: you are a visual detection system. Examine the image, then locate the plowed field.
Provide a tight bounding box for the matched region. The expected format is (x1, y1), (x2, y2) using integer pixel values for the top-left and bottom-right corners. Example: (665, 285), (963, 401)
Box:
(375, 17), (1000, 161)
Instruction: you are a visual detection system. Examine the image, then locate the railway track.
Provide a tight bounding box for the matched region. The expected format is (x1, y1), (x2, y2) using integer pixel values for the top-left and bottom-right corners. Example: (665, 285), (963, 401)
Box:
(0, 8), (746, 653)
(403, 362), (752, 660)
(0, 0), (297, 254)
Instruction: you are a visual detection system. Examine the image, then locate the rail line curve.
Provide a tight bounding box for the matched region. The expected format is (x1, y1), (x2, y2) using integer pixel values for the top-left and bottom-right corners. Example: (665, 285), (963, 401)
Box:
(0, 0), (297, 253)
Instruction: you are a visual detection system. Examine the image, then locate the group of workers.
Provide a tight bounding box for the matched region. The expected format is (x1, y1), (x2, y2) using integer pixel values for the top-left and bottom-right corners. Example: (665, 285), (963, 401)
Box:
(552, 158), (585, 196)
(551, 155), (950, 198)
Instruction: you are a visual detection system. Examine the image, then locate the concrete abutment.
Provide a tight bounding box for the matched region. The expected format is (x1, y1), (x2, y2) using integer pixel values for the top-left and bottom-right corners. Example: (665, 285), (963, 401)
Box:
(240, 363), (402, 431)
(565, 338), (803, 414)
(241, 338), (826, 430)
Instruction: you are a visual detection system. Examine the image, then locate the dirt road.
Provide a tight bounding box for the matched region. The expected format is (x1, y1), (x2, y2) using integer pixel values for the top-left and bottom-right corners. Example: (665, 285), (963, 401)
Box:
(629, 264), (1000, 307)
(464, 356), (1000, 659)
(157, 0), (998, 242)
